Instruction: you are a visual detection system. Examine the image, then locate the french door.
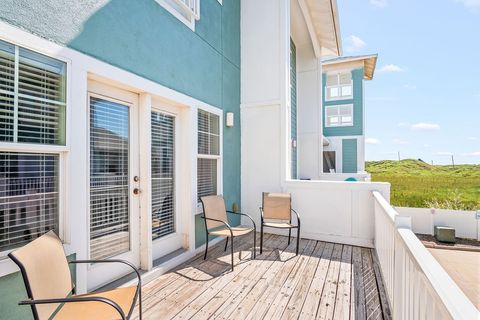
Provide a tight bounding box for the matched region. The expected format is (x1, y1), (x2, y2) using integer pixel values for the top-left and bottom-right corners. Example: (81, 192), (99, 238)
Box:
(87, 82), (140, 290)
(150, 107), (182, 260)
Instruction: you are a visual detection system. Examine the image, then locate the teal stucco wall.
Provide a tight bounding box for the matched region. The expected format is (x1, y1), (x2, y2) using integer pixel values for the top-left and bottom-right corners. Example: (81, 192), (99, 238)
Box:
(0, 0), (241, 312)
(342, 139), (358, 173)
(323, 68), (364, 137)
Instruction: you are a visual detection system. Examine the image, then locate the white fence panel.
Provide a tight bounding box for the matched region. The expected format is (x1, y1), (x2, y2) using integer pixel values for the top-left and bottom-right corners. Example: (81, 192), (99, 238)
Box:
(373, 193), (479, 320)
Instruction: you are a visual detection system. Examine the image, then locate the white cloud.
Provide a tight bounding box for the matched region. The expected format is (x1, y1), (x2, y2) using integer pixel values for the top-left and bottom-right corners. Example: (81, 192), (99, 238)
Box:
(366, 138), (382, 145)
(378, 64), (404, 73)
(403, 84), (417, 90)
(393, 139), (409, 145)
(370, 0), (388, 7)
(436, 152), (454, 156)
(468, 137), (478, 141)
(456, 0), (480, 11)
(464, 151), (480, 156)
(346, 35), (367, 53)
(411, 123), (440, 130)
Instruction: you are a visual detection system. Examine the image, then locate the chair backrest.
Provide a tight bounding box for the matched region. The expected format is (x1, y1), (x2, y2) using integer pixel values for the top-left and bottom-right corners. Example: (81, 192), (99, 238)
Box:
(8, 231), (73, 320)
(262, 192), (291, 221)
(200, 195), (228, 229)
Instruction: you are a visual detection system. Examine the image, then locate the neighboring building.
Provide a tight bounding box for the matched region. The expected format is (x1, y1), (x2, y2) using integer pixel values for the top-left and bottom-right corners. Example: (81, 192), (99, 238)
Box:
(321, 54), (378, 176)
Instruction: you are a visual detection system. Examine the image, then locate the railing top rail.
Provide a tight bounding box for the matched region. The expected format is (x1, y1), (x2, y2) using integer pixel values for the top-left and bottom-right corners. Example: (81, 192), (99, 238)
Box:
(397, 228), (479, 319)
(372, 190), (397, 223)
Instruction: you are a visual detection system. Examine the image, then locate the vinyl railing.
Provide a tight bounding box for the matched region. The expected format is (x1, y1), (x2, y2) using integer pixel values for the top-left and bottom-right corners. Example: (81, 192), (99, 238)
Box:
(372, 191), (478, 319)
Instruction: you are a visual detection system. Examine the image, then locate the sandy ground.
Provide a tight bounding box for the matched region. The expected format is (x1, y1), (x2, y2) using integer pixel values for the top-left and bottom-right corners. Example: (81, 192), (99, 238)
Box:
(428, 248), (480, 310)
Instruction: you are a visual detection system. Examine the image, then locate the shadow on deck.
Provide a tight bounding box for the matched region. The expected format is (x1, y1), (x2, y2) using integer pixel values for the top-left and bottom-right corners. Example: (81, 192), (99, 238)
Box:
(133, 233), (391, 319)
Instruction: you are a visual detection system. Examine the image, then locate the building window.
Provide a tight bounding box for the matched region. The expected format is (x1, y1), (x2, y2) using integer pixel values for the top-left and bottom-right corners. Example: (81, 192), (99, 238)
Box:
(0, 39), (66, 255)
(197, 110), (220, 200)
(326, 72), (352, 101)
(323, 151), (336, 173)
(325, 104), (353, 127)
(156, 0), (200, 31)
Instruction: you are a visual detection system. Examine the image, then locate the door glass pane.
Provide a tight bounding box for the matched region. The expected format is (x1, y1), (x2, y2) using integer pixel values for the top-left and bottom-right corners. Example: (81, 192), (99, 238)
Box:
(151, 111), (175, 240)
(89, 96), (130, 260)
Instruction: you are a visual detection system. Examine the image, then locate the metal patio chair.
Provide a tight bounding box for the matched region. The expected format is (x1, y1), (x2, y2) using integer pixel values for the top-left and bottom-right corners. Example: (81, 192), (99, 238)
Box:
(200, 195), (256, 271)
(8, 231), (142, 320)
(260, 192), (301, 255)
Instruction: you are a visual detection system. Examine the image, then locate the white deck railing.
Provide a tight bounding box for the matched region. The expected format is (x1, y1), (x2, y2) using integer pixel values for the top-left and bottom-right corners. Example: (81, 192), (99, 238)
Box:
(372, 191), (478, 319)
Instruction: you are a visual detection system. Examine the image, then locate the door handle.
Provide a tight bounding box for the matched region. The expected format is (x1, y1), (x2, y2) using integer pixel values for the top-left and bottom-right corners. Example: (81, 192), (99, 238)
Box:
(133, 188), (141, 195)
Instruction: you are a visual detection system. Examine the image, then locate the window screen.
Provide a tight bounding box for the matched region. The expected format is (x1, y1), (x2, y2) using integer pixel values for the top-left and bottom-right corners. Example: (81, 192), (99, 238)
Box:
(0, 40), (66, 145)
(0, 152), (59, 252)
(197, 110), (220, 200)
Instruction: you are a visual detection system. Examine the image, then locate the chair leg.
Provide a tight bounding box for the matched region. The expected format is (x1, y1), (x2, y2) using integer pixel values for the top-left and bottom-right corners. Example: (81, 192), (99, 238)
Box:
(204, 233), (209, 260)
(224, 237), (229, 252)
(230, 236), (234, 271)
(253, 231), (256, 259)
(296, 227), (300, 256)
(288, 228), (291, 245)
(260, 224), (263, 254)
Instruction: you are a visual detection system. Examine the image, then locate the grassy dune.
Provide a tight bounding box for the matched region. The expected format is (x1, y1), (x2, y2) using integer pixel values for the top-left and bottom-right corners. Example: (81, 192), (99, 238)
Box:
(366, 159), (480, 210)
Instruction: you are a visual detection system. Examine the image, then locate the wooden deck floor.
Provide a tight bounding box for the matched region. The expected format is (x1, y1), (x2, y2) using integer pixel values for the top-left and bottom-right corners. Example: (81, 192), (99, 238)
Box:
(133, 234), (391, 320)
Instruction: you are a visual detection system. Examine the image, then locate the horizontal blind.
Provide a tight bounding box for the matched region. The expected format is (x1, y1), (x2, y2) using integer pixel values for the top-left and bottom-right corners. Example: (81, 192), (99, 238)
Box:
(89, 97), (130, 260)
(151, 111), (175, 240)
(0, 41), (15, 142)
(197, 110), (219, 200)
(0, 39), (66, 145)
(0, 152), (59, 253)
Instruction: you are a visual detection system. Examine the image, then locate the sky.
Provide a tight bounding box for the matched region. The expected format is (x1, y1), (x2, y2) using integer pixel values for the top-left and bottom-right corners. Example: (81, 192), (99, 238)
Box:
(337, 0), (480, 164)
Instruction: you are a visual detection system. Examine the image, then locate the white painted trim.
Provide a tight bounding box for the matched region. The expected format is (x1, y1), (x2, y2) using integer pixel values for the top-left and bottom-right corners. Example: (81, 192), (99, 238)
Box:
(297, 0), (321, 58)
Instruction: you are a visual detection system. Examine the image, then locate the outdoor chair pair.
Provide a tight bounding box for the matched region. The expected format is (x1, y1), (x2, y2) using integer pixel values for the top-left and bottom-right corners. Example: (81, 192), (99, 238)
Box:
(8, 231), (142, 320)
(200, 192), (300, 270)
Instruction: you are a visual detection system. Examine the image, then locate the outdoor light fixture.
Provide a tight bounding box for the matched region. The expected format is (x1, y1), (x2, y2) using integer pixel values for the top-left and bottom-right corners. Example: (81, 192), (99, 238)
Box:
(226, 112), (234, 127)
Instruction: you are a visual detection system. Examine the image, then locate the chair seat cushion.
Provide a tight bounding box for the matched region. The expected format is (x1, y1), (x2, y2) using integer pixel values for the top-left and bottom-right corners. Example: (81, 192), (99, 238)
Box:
(53, 286), (137, 320)
(209, 226), (254, 237)
(264, 221), (294, 228)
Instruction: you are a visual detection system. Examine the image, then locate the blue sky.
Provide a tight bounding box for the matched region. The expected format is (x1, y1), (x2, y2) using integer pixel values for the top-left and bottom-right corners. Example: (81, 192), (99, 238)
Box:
(337, 0), (480, 164)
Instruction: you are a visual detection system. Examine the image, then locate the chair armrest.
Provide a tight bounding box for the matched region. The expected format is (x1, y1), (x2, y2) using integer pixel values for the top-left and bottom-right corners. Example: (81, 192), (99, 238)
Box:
(226, 211), (256, 229)
(19, 296), (126, 320)
(200, 216), (233, 237)
(69, 259), (141, 287)
(291, 209), (300, 226)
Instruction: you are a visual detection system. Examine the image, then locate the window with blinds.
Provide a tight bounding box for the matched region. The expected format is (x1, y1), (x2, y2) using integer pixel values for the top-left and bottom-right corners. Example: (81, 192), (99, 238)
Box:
(197, 110), (220, 201)
(0, 152), (59, 252)
(0, 39), (66, 145)
(89, 97), (130, 260)
(326, 71), (352, 101)
(151, 111), (175, 240)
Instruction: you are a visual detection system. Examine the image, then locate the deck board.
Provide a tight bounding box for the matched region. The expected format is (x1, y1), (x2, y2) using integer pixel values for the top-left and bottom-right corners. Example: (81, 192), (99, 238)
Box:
(134, 234), (389, 320)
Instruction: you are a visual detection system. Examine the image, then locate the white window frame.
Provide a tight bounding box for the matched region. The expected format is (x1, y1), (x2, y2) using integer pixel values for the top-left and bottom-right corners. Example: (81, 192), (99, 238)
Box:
(0, 38), (70, 267)
(325, 71), (353, 101)
(196, 107), (222, 213)
(156, 0), (200, 31)
(325, 104), (354, 128)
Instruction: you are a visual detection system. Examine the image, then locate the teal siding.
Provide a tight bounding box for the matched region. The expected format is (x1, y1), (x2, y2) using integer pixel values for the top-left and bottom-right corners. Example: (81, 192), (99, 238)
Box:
(342, 139), (358, 173)
(0, 0), (241, 312)
(0, 254), (76, 320)
(290, 39), (297, 179)
(323, 68), (363, 137)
